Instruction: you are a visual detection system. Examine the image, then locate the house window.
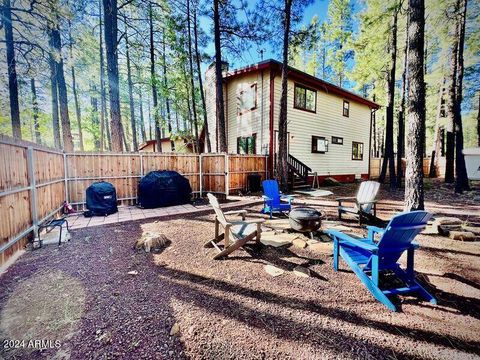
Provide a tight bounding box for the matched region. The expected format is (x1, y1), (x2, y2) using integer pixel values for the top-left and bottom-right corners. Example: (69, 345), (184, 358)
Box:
(237, 134), (256, 154)
(343, 100), (350, 117)
(237, 83), (257, 114)
(294, 84), (316, 112)
(352, 142), (364, 160)
(312, 136), (328, 153)
(332, 136), (343, 145)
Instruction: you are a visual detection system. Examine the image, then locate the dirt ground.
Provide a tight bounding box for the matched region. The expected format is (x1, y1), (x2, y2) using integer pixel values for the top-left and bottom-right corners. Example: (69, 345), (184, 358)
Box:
(1, 179), (479, 359)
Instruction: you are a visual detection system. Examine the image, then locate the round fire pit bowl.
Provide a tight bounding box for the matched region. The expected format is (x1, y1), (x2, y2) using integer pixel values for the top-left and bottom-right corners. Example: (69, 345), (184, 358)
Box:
(289, 207), (324, 233)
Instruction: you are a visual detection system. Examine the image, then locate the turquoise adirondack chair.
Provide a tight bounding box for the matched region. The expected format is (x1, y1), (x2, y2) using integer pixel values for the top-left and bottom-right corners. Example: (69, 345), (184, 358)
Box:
(325, 211), (436, 311)
(261, 180), (293, 219)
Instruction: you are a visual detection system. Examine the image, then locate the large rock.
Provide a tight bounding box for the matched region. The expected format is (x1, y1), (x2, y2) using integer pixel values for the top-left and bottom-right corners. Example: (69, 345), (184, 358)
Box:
(260, 232), (299, 247)
(264, 265), (285, 277)
(449, 231), (476, 241)
(292, 238), (307, 249)
(462, 225), (480, 236)
(431, 217), (463, 235)
(293, 266), (311, 278)
(308, 241), (332, 255)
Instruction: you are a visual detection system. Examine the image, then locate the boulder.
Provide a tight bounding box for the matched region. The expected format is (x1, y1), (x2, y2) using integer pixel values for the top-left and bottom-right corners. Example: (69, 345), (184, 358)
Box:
(170, 322), (180, 336)
(448, 231), (476, 241)
(260, 232), (299, 247)
(292, 238), (307, 249)
(308, 241), (332, 255)
(462, 225), (480, 236)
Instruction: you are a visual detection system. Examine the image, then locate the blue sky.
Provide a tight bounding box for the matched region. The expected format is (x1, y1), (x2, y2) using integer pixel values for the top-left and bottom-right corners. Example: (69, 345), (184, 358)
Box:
(199, 0), (331, 69)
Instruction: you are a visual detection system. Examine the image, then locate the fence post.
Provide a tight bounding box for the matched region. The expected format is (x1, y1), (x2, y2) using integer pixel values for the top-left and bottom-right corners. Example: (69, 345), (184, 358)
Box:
(224, 153), (229, 196)
(27, 147), (38, 236)
(140, 153), (144, 177)
(199, 154), (203, 197)
(63, 153), (69, 203)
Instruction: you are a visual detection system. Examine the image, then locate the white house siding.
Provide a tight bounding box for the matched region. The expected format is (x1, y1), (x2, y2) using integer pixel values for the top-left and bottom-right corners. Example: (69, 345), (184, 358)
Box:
(225, 70), (271, 155)
(272, 76), (371, 177)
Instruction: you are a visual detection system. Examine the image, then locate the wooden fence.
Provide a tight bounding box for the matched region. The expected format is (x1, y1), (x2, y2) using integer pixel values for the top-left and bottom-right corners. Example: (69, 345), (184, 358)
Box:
(0, 136), (267, 265)
(370, 157), (435, 179)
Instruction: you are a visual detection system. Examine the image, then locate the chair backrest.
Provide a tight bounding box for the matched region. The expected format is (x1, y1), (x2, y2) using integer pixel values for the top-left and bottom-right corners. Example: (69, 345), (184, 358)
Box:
(356, 181), (380, 212)
(375, 210), (432, 267)
(207, 193), (228, 226)
(262, 180), (280, 205)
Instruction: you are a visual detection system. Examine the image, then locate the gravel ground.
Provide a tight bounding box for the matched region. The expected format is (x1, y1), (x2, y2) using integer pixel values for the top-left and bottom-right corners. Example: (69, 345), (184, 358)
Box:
(1, 179), (479, 359)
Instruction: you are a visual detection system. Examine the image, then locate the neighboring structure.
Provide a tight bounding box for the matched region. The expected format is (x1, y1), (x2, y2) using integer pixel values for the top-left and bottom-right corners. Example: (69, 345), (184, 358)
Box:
(205, 59), (380, 186)
(138, 138), (193, 153)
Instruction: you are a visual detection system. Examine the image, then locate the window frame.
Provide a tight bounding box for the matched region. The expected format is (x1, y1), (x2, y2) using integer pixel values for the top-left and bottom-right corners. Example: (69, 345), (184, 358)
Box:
(294, 83), (317, 113)
(352, 141), (364, 161)
(331, 136), (343, 145)
(343, 100), (350, 117)
(237, 83), (258, 115)
(237, 133), (257, 154)
(311, 136), (328, 154)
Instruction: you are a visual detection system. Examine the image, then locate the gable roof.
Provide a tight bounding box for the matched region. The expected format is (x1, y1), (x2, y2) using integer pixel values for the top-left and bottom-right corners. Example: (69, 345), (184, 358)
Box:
(223, 59), (380, 109)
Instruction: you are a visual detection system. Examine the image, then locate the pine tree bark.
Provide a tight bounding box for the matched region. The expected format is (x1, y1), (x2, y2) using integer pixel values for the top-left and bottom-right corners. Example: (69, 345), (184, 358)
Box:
(186, 0), (199, 152)
(277, 0), (293, 192)
(161, 31), (172, 144)
(125, 25), (138, 151)
(193, 8), (211, 153)
(3, 0), (21, 138)
(404, 0), (426, 211)
(49, 50), (62, 149)
(99, 0), (108, 150)
(30, 78), (41, 144)
(69, 22), (84, 151)
(213, 0), (227, 152)
(49, 23), (74, 152)
(429, 79), (445, 177)
(454, 0), (469, 193)
(379, 7), (399, 188)
(149, 3), (162, 152)
(103, 0), (124, 152)
(91, 84), (101, 149)
(396, 10), (409, 187)
(139, 90), (146, 144)
(477, 93), (480, 146)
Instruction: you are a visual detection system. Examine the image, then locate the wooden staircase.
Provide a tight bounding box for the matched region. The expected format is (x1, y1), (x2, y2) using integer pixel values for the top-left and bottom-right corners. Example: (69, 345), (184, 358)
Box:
(287, 154), (311, 190)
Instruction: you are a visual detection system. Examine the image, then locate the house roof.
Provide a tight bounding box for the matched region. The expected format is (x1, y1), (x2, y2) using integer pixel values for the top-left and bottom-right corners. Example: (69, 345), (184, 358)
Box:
(223, 59), (380, 109)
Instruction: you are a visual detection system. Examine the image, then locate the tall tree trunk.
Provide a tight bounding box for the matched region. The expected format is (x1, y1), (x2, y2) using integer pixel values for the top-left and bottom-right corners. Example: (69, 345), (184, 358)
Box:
(213, 0), (227, 152)
(379, 7), (399, 188)
(429, 79), (445, 177)
(103, 0), (124, 152)
(125, 24), (138, 151)
(91, 84), (101, 149)
(69, 22), (84, 151)
(187, 0), (199, 152)
(149, 3), (162, 152)
(99, 0), (108, 150)
(372, 93), (377, 157)
(454, 0), (469, 193)
(277, 0), (293, 192)
(139, 90), (146, 144)
(148, 99), (152, 140)
(477, 93), (480, 146)
(397, 10), (409, 187)
(49, 23), (74, 152)
(162, 31), (172, 148)
(404, 0), (426, 211)
(193, 8), (211, 153)
(3, 0), (21, 138)
(30, 78), (41, 144)
(49, 51), (61, 148)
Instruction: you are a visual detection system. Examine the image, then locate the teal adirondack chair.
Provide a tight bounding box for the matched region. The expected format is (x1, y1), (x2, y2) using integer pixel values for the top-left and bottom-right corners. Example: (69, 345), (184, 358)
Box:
(325, 211), (436, 312)
(261, 180), (293, 219)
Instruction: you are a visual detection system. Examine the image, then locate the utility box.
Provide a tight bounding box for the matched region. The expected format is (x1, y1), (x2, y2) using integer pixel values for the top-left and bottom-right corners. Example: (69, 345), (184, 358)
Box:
(463, 148), (480, 180)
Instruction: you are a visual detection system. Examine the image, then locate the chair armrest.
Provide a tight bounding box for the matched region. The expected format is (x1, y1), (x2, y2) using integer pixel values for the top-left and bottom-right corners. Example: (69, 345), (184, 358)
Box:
(231, 219), (265, 225)
(325, 229), (378, 253)
(262, 195), (273, 201)
(224, 210), (247, 216)
(367, 225), (385, 240)
(336, 197), (356, 201)
(280, 194), (293, 204)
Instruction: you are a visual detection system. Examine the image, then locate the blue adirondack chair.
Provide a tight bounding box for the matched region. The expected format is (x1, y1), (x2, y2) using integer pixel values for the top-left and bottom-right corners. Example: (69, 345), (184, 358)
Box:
(262, 180), (293, 219)
(325, 211), (436, 311)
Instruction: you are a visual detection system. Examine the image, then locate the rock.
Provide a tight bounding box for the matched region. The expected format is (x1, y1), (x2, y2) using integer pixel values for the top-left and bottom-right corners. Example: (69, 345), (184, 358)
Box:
(449, 231), (476, 241)
(170, 322), (180, 336)
(431, 217), (463, 234)
(293, 266), (311, 278)
(433, 217), (463, 225)
(292, 238), (307, 249)
(462, 225), (480, 235)
(307, 239), (319, 245)
(320, 234), (331, 242)
(438, 224), (463, 236)
(260, 232), (298, 247)
(134, 233), (171, 252)
(264, 265), (285, 277)
(127, 270), (138, 275)
(308, 242), (332, 255)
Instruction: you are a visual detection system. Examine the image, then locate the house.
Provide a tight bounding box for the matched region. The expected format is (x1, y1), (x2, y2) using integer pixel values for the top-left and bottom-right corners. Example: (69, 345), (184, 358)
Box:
(138, 137), (193, 153)
(204, 59), (380, 186)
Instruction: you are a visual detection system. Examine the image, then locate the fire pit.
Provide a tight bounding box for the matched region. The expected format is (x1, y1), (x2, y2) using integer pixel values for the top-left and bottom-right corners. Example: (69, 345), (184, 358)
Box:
(289, 207), (323, 236)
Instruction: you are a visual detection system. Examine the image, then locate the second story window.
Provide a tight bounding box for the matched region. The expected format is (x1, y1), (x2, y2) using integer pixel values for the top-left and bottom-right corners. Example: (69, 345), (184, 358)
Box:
(294, 84), (316, 112)
(237, 83), (257, 114)
(343, 100), (350, 117)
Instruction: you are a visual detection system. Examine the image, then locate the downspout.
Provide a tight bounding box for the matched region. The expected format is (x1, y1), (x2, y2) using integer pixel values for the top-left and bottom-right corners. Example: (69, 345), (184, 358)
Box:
(260, 70), (264, 154)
